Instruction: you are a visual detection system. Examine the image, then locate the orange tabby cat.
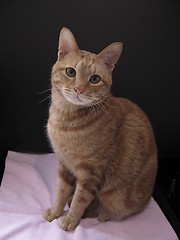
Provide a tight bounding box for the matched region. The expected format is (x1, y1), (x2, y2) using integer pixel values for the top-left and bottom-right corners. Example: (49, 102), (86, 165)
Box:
(43, 27), (157, 231)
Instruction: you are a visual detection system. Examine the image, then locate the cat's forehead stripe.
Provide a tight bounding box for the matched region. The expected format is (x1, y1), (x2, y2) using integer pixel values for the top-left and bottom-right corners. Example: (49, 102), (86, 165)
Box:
(76, 55), (96, 74)
(76, 60), (84, 70)
(89, 62), (96, 74)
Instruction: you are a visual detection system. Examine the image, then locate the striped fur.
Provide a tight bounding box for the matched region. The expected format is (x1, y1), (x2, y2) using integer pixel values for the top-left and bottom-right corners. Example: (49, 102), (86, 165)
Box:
(43, 28), (157, 231)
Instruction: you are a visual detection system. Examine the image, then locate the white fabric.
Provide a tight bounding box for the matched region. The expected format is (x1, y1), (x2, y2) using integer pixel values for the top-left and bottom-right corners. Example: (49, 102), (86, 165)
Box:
(0, 151), (177, 240)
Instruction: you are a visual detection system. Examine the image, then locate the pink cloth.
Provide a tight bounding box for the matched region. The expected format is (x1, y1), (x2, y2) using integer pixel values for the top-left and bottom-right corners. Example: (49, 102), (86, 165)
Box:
(0, 151), (177, 240)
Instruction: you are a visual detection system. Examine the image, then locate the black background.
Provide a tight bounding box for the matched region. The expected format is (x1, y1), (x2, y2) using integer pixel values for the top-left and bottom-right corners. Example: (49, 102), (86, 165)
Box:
(0, 0), (180, 158)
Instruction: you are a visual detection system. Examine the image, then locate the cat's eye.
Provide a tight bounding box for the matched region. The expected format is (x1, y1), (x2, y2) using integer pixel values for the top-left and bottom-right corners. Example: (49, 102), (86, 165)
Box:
(65, 67), (76, 77)
(89, 75), (101, 84)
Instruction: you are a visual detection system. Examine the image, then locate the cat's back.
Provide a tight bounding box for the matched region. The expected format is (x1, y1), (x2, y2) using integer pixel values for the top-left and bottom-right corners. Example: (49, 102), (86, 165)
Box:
(111, 96), (152, 126)
(110, 96), (156, 149)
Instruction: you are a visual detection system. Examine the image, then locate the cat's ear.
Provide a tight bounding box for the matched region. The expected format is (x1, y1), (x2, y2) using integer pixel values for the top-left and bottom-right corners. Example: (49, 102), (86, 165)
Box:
(98, 42), (123, 70)
(58, 27), (79, 60)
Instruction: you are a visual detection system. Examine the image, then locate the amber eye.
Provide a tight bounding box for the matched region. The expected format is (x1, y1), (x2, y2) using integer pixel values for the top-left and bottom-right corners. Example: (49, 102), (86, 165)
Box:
(65, 67), (76, 77)
(89, 75), (101, 84)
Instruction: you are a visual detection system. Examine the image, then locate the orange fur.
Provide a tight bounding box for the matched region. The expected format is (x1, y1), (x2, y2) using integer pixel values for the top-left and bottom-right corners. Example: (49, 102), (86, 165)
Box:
(43, 27), (157, 231)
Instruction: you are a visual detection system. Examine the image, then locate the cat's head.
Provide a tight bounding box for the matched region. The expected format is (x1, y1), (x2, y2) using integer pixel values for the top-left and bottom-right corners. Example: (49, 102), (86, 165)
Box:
(51, 27), (122, 107)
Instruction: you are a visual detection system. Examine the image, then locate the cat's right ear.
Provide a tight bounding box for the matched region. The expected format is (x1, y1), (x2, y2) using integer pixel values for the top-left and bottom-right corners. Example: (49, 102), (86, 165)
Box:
(58, 27), (79, 61)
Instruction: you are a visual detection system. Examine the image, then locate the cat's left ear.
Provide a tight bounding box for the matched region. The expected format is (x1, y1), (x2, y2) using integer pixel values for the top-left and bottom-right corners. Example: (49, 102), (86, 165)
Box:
(98, 42), (123, 71)
(58, 27), (79, 61)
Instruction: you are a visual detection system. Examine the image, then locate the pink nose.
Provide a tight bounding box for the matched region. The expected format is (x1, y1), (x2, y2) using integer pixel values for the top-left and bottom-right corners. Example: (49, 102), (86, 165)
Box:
(74, 87), (85, 95)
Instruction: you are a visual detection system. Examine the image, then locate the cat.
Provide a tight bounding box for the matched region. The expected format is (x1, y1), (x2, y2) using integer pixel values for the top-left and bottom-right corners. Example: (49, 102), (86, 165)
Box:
(43, 27), (157, 231)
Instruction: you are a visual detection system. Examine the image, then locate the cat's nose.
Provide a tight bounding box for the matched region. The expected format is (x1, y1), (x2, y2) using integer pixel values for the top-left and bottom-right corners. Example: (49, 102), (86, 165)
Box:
(74, 87), (85, 95)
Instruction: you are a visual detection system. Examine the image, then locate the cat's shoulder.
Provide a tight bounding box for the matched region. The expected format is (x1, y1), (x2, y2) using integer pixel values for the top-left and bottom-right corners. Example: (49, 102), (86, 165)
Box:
(111, 96), (138, 109)
(111, 96), (147, 117)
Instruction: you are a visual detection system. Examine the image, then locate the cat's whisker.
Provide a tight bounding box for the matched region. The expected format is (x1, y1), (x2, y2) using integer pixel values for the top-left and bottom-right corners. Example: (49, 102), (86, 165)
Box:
(38, 95), (51, 104)
(91, 99), (112, 119)
(97, 102), (106, 114)
(103, 101), (120, 109)
(36, 88), (51, 94)
(88, 101), (98, 121)
(100, 103), (112, 119)
(93, 98), (107, 112)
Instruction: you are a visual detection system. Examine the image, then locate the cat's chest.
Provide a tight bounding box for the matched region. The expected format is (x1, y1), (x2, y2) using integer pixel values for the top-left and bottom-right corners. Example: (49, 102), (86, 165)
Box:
(47, 120), (95, 173)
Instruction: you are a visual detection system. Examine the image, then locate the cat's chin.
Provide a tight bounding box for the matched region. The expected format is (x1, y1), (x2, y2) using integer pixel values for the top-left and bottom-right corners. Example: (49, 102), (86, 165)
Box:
(64, 94), (92, 107)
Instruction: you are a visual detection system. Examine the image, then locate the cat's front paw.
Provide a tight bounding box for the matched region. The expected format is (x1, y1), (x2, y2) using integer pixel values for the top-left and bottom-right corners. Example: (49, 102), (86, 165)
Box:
(43, 208), (62, 222)
(60, 215), (80, 231)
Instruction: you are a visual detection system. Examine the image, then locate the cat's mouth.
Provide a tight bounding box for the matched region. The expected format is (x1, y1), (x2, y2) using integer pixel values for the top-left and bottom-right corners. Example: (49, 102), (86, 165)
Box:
(76, 95), (82, 101)
(63, 92), (88, 106)
(72, 94), (88, 105)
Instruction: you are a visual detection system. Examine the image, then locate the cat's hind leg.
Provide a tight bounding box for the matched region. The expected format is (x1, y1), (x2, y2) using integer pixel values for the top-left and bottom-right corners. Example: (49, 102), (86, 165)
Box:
(98, 188), (130, 221)
(98, 187), (150, 222)
(98, 206), (110, 222)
